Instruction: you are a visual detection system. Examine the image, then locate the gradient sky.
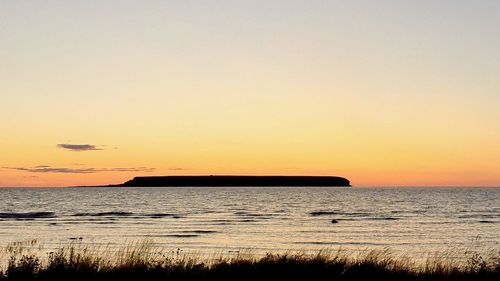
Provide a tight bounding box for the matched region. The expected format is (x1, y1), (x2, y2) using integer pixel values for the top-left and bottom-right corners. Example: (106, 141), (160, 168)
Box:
(1, 0), (500, 187)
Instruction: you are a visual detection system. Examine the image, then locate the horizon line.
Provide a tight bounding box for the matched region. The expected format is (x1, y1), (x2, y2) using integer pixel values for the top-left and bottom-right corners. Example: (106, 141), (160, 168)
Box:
(1, 185), (499, 189)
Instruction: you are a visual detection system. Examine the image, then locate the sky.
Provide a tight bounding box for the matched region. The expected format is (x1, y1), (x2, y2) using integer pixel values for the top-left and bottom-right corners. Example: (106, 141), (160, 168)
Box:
(1, 0), (500, 187)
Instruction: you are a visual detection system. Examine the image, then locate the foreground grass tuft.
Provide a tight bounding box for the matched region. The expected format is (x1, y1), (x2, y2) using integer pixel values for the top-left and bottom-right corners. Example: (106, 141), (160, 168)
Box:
(0, 242), (498, 280)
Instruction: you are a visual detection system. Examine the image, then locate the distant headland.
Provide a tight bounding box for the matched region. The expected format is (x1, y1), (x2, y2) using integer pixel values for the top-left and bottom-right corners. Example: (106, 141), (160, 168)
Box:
(107, 176), (351, 187)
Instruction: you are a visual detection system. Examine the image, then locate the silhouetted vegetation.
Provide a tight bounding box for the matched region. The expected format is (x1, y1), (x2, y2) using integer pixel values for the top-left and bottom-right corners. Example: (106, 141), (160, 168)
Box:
(1, 242), (498, 280)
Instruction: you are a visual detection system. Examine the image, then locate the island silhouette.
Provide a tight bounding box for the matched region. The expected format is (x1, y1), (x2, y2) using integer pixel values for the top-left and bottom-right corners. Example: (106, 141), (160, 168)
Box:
(106, 176), (351, 187)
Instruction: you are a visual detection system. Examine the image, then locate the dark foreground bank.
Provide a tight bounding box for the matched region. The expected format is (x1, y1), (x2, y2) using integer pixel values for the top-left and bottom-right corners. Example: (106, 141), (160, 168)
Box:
(1, 247), (498, 281)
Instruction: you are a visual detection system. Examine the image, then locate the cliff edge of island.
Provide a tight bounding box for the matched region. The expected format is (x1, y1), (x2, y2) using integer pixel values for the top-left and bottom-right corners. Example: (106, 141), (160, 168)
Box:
(113, 175), (351, 187)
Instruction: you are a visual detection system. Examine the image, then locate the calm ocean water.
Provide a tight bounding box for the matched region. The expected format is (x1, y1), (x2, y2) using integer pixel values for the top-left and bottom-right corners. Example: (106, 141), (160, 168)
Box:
(0, 187), (498, 258)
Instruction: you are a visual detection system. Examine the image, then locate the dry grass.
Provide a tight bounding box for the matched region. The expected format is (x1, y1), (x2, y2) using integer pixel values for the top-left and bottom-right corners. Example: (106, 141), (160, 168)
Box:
(0, 241), (498, 280)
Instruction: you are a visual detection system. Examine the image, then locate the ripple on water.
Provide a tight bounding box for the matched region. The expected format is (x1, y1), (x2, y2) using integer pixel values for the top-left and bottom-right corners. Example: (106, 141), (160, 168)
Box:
(0, 212), (56, 219)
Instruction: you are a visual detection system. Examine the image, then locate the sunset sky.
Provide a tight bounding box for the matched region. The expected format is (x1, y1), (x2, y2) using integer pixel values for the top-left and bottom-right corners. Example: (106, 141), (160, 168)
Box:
(1, 1), (499, 187)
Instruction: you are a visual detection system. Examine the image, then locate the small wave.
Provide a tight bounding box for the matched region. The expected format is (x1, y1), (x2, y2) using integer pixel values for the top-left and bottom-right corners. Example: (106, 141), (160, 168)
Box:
(458, 214), (499, 219)
(147, 213), (179, 218)
(368, 217), (399, 221)
(72, 211), (184, 219)
(0, 212), (55, 219)
(209, 219), (232, 223)
(92, 211), (133, 217)
(234, 211), (275, 217)
(72, 213), (90, 217)
(210, 218), (256, 223)
(208, 219), (232, 225)
(344, 212), (372, 217)
(180, 230), (218, 234)
(479, 220), (496, 224)
(239, 219), (257, 222)
(310, 211), (376, 217)
(199, 210), (218, 214)
(70, 218), (117, 222)
(157, 234), (200, 238)
(73, 211), (133, 217)
(309, 211), (339, 216)
(55, 219), (117, 225)
(338, 217), (399, 221)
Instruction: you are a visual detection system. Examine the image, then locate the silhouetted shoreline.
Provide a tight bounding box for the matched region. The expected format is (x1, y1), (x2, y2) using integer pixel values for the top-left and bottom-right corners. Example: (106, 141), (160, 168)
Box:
(108, 175), (351, 187)
(2, 243), (498, 281)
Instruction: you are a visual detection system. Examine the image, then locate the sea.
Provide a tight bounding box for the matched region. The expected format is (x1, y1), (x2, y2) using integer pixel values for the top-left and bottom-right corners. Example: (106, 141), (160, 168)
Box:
(0, 187), (498, 260)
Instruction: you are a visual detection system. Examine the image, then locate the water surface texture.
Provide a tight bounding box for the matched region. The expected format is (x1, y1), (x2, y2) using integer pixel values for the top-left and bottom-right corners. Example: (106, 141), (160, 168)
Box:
(0, 187), (498, 257)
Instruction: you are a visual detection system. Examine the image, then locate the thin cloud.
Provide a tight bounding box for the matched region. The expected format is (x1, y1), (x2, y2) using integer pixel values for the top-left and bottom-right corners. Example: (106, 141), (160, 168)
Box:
(100, 167), (156, 172)
(3, 166), (155, 174)
(4, 166), (95, 174)
(57, 144), (103, 151)
(168, 167), (189, 171)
